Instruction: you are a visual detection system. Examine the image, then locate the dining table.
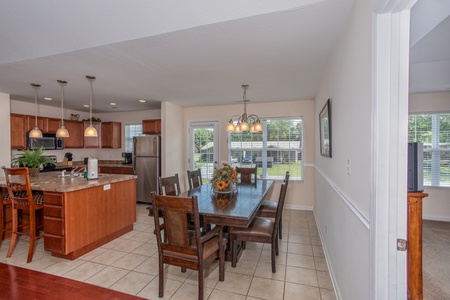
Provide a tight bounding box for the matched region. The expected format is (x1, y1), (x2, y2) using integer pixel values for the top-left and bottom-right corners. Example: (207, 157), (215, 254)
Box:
(180, 180), (274, 261)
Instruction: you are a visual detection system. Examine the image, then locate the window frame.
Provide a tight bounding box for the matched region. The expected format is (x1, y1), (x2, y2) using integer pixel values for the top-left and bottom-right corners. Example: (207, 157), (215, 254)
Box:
(124, 123), (143, 152)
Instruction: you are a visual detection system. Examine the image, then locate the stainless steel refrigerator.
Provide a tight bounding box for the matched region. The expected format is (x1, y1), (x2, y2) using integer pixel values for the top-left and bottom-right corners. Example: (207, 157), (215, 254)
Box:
(133, 135), (160, 203)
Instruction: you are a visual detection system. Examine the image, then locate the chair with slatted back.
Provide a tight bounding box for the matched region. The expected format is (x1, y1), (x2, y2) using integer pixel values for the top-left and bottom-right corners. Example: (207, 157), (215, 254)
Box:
(230, 180), (288, 273)
(147, 174), (181, 217)
(0, 188), (12, 247)
(2, 167), (44, 263)
(187, 169), (203, 190)
(158, 174), (181, 196)
(151, 192), (226, 300)
(236, 166), (257, 185)
(257, 171), (290, 239)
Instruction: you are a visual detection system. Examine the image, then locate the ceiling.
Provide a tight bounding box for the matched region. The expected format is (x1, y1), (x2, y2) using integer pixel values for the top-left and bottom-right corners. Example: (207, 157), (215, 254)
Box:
(0, 0), (448, 113)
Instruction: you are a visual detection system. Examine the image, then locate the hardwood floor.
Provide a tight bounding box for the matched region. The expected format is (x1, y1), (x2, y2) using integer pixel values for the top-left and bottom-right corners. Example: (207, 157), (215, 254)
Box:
(0, 263), (146, 300)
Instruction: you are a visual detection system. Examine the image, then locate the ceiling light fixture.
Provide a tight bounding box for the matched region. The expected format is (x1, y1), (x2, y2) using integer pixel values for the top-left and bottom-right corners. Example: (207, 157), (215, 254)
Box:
(226, 85), (263, 133)
(84, 75), (98, 137)
(44, 97), (53, 101)
(29, 83), (43, 138)
(56, 80), (70, 138)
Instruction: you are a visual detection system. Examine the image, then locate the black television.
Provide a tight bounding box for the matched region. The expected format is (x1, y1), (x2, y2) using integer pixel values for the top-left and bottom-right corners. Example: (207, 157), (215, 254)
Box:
(407, 142), (424, 192)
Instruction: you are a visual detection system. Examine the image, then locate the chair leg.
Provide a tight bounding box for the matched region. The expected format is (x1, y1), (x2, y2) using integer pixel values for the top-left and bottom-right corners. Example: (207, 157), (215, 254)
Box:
(158, 259), (164, 298)
(219, 240), (225, 282)
(271, 242), (276, 273)
(231, 239), (237, 268)
(275, 237), (279, 256)
(181, 267), (187, 273)
(27, 212), (37, 263)
(6, 209), (18, 258)
(198, 266), (203, 300)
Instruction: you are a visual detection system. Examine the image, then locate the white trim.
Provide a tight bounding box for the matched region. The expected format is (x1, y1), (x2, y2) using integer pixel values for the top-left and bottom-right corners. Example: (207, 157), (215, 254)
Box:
(371, 1), (415, 299)
(303, 163), (315, 168)
(284, 204), (313, 211)
(316, 166), (370, 229)
(423, 215), (450, 222)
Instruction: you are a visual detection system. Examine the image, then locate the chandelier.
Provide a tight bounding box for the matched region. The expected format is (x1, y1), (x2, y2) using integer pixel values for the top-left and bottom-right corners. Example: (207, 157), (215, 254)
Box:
(226, 85), (263, 132)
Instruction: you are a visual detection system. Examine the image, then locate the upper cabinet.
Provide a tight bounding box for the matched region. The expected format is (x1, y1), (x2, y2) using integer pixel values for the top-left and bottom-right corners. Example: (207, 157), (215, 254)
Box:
(46, 118), (61, 133)
(26, 116), (61, 133)
(11, 113), (27, 149)
(142, 119), (161, 134)
(101, 122), (122, 148)
(84, 122), (102, 148)
(64, 120), (84, 148)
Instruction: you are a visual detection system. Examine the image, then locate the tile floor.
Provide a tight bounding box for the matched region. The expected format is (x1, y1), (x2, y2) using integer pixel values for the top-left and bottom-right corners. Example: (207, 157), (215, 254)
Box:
(0, 205), (336, 300)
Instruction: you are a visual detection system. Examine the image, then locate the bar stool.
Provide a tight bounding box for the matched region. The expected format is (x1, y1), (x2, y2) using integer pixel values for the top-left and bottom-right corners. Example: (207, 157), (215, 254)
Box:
(2, 167), (44, 263)
(0, 188), (12, 247)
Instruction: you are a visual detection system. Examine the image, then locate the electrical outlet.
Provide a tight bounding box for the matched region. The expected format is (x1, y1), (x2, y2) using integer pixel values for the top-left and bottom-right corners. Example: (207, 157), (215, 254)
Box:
(347, 158), (351, 175)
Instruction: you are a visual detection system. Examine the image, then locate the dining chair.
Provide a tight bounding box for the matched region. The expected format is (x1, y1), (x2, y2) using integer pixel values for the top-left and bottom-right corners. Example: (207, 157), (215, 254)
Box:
(187, 169), (203, 190)
(230, 180), (288, 273)
(2, 167), (44, 263)
(235, 166), (257, 185)
(256, 171), (290, 239)
(151, 192), (226, 300)
(147, 174), (181, 217)
(0, 188), (12, 247)
(158, 173), (181, 196)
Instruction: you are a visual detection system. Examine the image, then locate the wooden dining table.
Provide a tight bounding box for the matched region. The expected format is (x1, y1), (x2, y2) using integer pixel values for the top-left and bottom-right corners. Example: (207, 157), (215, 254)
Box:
(180, 180), (274, 228)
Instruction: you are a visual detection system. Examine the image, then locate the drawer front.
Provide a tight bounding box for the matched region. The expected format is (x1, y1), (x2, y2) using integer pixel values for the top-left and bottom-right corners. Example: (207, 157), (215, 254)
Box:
(44, 193), (63, 206)
(44, 205), (64, 218)
(44, 234), (64, 253)
(44, 217), (64, 235)
(122, 168), (134, 174)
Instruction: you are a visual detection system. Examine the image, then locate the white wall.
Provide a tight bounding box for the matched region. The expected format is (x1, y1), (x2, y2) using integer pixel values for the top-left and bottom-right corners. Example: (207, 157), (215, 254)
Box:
(184, 100), (315, 209)
(314, 0), (374, 298)
(0, 93), (11, 175)
(161, 102), (185, 189)
(10, 99), (161, 163)
(409, 91), (450, 221)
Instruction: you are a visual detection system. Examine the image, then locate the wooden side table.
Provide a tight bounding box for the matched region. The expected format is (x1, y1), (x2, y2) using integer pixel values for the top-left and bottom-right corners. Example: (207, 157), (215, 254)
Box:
(407, 192), (428, 300)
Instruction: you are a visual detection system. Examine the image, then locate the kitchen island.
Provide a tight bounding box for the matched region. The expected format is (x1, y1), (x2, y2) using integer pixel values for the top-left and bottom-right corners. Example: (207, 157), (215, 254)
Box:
(0, 172), (137, 260)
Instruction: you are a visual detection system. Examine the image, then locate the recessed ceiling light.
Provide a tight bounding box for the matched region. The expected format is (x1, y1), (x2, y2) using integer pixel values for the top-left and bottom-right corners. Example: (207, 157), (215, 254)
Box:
(44, 97), (53, 101)
(109, 102), (117, 106)
(83, 104), (90, 108)
(139, 99), (146, 103)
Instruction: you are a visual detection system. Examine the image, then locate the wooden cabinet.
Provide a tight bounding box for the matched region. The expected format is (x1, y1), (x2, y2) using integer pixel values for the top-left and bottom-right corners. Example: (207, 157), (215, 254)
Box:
(100, 166), (134, 175)
(142, 119), (161, 134)
(63, 120), (84, 148)
(101, 122), (122, 148)
(10, 114), (27, 149)
(84, 122), (102, 148)
(407, 192), (428, 300)
(45, 118), (61, 133)
(26, 116), (45, 133)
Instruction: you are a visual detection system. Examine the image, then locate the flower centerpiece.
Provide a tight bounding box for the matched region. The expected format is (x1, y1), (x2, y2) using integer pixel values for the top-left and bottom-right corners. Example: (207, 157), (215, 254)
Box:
(210, 163), (238, 198)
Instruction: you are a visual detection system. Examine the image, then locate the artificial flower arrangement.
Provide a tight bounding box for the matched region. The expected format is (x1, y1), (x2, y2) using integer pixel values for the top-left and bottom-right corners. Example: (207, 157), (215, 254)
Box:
(210, 163), (238, 192)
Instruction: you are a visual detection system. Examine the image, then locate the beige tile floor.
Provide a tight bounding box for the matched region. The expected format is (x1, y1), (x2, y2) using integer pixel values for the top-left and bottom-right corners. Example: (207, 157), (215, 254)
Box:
(0, 205), (336, 300)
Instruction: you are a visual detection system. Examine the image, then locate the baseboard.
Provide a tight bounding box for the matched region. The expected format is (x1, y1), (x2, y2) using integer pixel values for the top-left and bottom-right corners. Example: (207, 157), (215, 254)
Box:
(285, 204), (313, 211)
(423, 215), (450, 222)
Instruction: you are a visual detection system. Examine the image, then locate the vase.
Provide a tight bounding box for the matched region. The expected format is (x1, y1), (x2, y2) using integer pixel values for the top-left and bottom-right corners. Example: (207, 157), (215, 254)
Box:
(213, 183), (237, 199)
(28, 168), (39, 177)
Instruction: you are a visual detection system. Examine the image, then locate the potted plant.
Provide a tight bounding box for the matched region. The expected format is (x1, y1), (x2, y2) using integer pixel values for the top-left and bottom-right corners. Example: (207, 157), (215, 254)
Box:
(11, 146), (55, 176)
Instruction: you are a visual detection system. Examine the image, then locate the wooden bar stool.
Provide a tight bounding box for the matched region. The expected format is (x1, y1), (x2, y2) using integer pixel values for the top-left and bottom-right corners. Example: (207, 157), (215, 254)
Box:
(0, 188), (12, 247)
(2, 167), (44, 263)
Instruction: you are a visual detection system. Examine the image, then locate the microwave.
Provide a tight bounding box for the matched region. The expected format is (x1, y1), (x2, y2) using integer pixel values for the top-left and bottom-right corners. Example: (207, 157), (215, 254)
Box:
(26, 132), (64, 150)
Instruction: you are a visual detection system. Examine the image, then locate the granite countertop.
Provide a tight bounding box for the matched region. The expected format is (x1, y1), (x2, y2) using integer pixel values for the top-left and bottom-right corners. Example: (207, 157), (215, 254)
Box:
(0, 172), (137, 193)
(63, 161), (133, 168)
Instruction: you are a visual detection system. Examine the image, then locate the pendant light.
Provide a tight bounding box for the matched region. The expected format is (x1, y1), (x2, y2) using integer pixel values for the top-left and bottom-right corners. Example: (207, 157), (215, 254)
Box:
(226, 85), (263, 133)
(56, 80), (70, 138)
(84, 75), (98, 137)
(29, 83), (43, 138)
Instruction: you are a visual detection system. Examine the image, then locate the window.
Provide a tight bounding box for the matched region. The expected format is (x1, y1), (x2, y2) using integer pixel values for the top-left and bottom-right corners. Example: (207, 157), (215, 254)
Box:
(124, 124), (143, 152)
(229, 117), (303, 180)
(188, 121), (219, 181)
(408, 113), (450, 187)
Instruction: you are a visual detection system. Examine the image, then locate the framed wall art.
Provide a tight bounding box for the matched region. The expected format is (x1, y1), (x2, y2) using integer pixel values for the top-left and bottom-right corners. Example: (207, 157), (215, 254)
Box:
(319, 98), (332, 157)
